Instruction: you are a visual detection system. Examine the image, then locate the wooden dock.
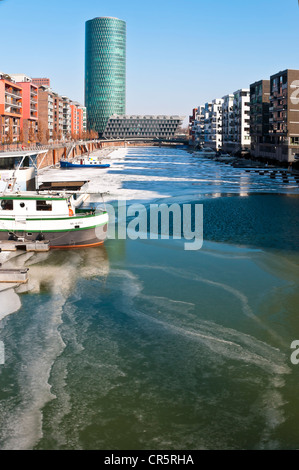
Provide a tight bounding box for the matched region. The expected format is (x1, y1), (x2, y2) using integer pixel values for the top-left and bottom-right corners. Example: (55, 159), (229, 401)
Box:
(0, 240), (50, 252)
(39, 180), (89, 191)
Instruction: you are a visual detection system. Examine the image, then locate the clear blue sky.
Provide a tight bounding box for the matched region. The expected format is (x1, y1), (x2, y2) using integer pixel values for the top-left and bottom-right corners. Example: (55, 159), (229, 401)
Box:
(0, 0), (298, 125)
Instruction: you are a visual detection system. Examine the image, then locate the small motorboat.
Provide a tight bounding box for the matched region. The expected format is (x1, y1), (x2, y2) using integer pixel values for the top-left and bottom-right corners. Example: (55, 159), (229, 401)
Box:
(193, 147), (216, 157)
(60, 156), (110, 169)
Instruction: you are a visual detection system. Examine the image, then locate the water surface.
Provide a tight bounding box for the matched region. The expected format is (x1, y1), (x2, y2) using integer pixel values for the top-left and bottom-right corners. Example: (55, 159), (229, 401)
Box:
(0, 147), (298, 450)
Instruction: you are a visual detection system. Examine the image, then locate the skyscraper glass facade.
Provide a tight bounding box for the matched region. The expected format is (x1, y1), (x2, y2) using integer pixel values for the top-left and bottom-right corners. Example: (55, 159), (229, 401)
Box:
(85, 17), (126, 136)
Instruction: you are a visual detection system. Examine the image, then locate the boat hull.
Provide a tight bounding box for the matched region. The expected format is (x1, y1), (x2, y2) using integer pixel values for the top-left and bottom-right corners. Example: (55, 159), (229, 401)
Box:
(60, 161), (110, 169)
(0, 224), (108, 248)
(0, 212), (109, 248)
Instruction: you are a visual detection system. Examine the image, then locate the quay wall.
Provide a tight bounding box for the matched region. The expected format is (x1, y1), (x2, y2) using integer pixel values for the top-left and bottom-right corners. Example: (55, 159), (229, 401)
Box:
(0, 139), (188, 170)
(35, 140), (170, 169)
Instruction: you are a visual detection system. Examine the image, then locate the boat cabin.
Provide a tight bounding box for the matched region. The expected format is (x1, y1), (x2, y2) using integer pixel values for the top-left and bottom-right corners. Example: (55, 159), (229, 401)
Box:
(0, 193), (73, 217)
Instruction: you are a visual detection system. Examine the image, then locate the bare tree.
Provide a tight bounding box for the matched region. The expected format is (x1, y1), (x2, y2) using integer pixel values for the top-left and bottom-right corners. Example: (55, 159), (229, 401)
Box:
(7, 123), (13, 144)
(37, 122), (44, 143)
(29, 125), (35, 143)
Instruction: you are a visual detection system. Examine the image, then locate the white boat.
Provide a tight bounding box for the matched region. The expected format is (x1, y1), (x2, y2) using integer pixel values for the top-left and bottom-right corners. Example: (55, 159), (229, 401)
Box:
(0, 182), (108, 249)
(193, 147), (217, 157)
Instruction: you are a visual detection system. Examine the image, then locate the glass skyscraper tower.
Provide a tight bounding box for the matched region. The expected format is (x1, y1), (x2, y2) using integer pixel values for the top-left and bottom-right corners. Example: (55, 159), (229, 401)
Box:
(85, 17), (126, 136)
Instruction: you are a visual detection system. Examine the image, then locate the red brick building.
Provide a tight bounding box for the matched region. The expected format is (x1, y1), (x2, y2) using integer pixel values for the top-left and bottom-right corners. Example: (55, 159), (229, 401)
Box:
(32, 78), (50, 87)
(0, 72), (22, 143)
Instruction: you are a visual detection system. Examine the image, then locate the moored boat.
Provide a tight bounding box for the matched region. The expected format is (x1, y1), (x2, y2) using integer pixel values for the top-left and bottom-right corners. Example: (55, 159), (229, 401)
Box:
(0, 186), (108, 249)
(60, 155), (110, 169)
(193, 147), (216, 157)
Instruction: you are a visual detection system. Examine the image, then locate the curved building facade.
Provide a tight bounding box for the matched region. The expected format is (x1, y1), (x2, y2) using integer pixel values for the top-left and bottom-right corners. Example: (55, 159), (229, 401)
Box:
(85, 17), (126, 136)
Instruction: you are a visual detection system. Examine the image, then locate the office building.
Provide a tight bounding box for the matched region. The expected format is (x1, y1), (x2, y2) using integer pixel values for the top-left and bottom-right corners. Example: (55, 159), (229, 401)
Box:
(103, 115), (184, 140)
(85, 16), (126, 135)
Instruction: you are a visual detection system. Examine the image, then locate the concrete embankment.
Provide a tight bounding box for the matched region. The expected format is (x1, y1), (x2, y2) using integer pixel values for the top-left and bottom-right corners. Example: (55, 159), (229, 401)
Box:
(1, 140), (167, 170)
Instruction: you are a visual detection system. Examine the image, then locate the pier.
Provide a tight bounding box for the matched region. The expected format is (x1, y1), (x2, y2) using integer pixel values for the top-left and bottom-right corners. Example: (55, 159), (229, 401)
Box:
(0, 240), (50, 252)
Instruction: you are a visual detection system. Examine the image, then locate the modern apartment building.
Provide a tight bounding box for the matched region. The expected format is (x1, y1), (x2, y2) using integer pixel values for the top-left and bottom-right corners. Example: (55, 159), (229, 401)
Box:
(249, 80), (270, 159)
(37, 85), (55, 140)
(70, 102), (83, 138)
(0, 72), (22, 142)
(189, 108), (197, 143)
(267, 69), (299, 162)
(103, 115), (184, 140)
(222, 89), (250, 153)
(203, 99), (223, 150)
(32, 78), (50, 87)
(53, 92), (64, 138)
(192, 90), (250, 153)
(37, 86), (85, 141)
(85, 17), (126, 135)
(82, 106), (87, 132)
(10, 74), (38, 142)
(193, 106), (205, 147)
(61, 96), (72, 138)
(222, 94), (234, 149)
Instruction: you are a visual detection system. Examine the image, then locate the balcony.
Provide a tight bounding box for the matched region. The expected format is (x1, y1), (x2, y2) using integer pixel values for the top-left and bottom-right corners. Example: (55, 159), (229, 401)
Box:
(5, 98), (22, 107)
(5, 88), (22, 99)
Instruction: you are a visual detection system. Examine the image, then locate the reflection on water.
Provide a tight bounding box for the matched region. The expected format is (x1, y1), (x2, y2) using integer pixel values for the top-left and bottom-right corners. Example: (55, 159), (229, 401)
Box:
(0, 147), (299, 450)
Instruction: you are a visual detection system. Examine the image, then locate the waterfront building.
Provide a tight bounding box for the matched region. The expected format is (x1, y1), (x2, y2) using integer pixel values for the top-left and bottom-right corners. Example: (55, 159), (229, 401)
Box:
(203, 102), (212, 147)
(103, 115), (184, 140)
(53, 92), (64, 139)
(249, 80), (270, 159)
(37, 85), (55, 141)
(85, 17), (126, 135)
(204, 99), (223, 150)
(70, 102), (83, 139)
(189, 108), (197, 143)
(222, 89), (251, 153)
(222, 94), (234, 149)
(267, 69), (299, 163)
(81, 106), (87, 133)
(193, 106), (205, 147)
(61, 96), (72, 139)
(11, 74), (38, 142)
(32, 78), (50, 87)
(0, 72), (22, 143)
(233, 89), (251, 152)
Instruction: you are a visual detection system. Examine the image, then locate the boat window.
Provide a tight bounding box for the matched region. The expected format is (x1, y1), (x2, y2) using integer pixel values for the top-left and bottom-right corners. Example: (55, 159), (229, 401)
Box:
(36, 200), (52, 211)
(0, 199), (13, 210)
